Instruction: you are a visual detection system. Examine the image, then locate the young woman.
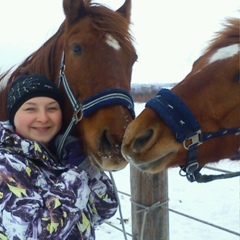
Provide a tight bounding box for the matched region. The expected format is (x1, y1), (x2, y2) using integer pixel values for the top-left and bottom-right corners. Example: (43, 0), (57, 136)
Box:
(0, 74), (118, 240)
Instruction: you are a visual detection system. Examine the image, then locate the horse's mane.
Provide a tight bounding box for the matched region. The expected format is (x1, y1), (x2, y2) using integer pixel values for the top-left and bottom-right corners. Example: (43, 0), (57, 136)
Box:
(205, 18), (240, 53)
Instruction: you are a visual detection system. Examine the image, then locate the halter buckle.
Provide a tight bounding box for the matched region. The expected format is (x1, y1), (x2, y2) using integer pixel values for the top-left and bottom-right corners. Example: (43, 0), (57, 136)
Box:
(183, 130), (202, 150)
(73, 108), (83, 123)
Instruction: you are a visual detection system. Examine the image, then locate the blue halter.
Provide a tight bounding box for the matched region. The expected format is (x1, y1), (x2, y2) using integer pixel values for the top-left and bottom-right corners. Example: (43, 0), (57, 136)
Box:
(146, 88), (240, 183)
(57, 52), (135, 158)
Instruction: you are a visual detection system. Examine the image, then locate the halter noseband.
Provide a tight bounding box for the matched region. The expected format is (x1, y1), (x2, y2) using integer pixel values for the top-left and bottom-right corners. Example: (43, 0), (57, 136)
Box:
(57, 52), (135, 158)
(146, 88), (240, 183)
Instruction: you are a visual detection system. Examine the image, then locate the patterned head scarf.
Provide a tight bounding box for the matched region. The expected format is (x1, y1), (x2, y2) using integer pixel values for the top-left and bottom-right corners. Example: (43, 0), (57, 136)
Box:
(7, 74), (63, 127)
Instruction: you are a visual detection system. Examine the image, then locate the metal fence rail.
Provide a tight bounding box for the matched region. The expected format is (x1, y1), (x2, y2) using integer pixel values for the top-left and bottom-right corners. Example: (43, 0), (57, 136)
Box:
(104, 165), (240, 239)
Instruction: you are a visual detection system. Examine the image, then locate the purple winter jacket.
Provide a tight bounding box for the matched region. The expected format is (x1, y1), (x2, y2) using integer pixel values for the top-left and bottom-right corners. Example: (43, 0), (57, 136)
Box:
(0, 121), (118, 240)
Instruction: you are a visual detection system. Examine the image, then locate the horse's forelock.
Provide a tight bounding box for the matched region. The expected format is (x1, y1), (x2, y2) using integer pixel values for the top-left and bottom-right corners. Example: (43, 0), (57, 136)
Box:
(205, 18), (240, 54)
(192, 18), (239, 71)
(63, 1), (135, 55)
(89, 5), (135, 54)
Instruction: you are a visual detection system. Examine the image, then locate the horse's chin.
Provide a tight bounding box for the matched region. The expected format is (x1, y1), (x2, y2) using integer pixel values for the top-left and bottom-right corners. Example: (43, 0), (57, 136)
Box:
(130, 152), (176, 174)
(88, 154), (129, 171)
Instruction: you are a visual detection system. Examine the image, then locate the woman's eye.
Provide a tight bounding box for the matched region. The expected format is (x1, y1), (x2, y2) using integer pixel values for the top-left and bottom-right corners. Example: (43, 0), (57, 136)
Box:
(48, 107), (58, 111)
(25, 108), (36, 111)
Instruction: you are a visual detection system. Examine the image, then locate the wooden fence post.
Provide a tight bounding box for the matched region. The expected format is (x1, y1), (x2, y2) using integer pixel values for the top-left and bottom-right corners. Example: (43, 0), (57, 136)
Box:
(130, 165), (169, 240)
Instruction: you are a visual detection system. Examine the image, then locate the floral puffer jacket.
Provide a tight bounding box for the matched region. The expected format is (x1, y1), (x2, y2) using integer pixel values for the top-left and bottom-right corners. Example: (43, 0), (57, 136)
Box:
(0, 121), (118, 240)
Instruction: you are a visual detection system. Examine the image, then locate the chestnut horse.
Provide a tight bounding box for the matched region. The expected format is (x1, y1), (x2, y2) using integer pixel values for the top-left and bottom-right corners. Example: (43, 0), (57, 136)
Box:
(122, 18), (240, 182)
(0, 0), (137, 171)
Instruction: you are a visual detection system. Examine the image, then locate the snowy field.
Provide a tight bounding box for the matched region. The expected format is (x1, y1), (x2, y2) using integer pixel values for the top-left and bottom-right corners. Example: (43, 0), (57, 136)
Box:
(96, 103), (240, 240)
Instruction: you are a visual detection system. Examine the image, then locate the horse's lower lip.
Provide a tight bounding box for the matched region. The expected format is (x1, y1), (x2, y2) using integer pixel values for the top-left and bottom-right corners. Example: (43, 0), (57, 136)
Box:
(136, 152), (174, 171)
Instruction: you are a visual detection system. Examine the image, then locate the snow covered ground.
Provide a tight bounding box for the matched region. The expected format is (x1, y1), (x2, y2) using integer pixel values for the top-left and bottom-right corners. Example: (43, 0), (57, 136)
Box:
(96, 103), (240, 240)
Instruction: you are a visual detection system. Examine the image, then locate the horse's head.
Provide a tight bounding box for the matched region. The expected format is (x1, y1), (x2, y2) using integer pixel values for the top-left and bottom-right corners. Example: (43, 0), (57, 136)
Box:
(122, 18), (240, 174)
(0, 0), (137, 171)
(60, 0), (137, 171)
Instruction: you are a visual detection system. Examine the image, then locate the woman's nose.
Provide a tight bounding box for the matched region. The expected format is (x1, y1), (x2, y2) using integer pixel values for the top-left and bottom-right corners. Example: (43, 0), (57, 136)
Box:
(36, 110), (49, 122)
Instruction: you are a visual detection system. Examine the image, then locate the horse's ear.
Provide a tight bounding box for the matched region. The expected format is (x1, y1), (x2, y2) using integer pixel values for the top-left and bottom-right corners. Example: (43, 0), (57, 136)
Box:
(63, 0), (87, 24)
(116, 0), (131, 21)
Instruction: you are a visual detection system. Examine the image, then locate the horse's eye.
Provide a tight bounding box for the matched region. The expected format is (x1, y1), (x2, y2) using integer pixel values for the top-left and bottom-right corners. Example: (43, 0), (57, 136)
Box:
(72, 44), (84, 56)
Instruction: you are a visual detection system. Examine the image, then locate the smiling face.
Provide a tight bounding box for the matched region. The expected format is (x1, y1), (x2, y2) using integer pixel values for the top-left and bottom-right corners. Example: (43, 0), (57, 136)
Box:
(14, 97), (62, 145)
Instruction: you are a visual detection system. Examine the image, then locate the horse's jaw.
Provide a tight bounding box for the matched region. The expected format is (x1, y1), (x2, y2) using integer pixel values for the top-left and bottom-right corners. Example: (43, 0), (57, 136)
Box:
(85, 134), (129, 171)
(88, 152), (129, 171)
(121, 109), (184, 173)
(122, 140), (182, 174)
(78, 107), (132, 171)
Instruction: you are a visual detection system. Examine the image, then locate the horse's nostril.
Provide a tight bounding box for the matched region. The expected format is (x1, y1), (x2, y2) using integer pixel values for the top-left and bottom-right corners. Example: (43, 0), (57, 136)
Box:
(99, 130), (112, 153)
(133, 129), (154, 152)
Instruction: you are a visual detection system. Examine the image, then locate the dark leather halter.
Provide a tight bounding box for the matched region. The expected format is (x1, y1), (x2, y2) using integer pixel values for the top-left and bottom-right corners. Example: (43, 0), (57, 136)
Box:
(57, 52), (135, 158)
(146, 88), (240, 183)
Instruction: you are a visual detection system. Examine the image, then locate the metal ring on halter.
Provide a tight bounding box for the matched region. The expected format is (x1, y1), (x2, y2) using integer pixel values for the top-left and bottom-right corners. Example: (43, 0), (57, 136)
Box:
(73, 107), (83, 123)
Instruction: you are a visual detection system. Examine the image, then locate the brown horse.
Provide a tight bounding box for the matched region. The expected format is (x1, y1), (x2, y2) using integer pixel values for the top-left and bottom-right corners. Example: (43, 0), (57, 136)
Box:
(0, 0), (137, 171)
(122, 18), (240, 181)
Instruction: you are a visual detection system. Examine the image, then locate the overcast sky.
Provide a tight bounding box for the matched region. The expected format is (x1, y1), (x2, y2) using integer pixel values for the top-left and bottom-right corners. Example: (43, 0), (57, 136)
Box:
(0, 0), (239, 84)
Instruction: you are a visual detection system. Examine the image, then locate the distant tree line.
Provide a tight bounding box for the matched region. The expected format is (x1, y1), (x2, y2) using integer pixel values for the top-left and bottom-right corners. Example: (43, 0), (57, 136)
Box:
(130, 83), (176, 102)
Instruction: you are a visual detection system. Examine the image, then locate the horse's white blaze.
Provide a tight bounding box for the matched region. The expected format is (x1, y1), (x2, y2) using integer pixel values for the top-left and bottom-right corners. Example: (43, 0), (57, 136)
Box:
(105, 34), (121, 51)
(208, 44), (240, 64)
